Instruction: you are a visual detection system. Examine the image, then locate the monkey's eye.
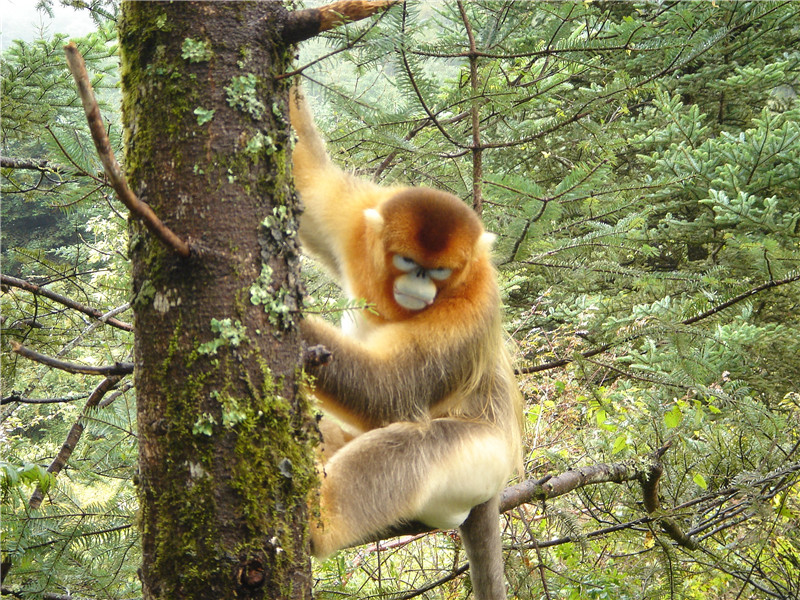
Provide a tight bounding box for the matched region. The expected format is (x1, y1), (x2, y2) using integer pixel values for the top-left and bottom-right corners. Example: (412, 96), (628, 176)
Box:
(393, 255), (417, 272)
(428, 267), (452, 281)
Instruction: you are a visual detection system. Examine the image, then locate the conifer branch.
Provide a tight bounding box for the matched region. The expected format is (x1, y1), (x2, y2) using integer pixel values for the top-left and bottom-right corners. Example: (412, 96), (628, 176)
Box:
(63, 42), (191, 258)
(1, 274), (133, 332)
(397, 10), (465, 149)
(519, 272), (800, 375)
(29, 375), (125, 509)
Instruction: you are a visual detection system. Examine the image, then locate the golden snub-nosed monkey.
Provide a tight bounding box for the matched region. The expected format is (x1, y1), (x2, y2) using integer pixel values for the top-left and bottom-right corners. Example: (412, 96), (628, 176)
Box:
(291, 86), (523, 600)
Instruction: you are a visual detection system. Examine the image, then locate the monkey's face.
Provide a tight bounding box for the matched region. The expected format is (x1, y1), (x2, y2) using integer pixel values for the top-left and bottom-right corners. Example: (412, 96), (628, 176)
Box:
(390, 254), (452, 310)
(376, 188), (487, 313)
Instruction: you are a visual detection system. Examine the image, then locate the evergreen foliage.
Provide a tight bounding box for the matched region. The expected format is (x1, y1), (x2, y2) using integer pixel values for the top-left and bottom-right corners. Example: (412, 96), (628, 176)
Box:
(2, 2), (799, 599)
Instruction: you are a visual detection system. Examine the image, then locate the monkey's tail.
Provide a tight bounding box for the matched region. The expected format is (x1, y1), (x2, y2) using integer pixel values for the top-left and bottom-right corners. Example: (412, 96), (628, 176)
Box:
(459, 494), (507, 600)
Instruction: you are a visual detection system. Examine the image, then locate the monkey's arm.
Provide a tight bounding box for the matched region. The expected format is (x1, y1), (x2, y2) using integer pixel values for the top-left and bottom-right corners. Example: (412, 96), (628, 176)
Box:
(301, 317), (468, 430)
(290, 87), (395, 276)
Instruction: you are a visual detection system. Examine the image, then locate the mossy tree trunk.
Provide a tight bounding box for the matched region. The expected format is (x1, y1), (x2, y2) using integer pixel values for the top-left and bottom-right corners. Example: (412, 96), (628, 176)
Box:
(118, 2), (315, 598)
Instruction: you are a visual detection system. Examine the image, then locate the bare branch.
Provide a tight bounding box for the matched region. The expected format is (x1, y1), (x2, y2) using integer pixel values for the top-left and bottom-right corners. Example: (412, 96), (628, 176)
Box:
(682, 272), (800, 325)
(1, 393), (89, 406)
(29, 375), (125, 509)
(500, 460), (643, 510)
(0, 157), (64, 173)
(10, 341), (134, 376)
(282, 0), (398, 44)
(63, 42), (191, 258)
(2, 274), (133, 332)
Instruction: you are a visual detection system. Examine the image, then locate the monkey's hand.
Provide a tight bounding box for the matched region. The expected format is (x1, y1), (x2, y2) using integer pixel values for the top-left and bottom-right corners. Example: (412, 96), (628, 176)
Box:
(303, 343), (332, 368)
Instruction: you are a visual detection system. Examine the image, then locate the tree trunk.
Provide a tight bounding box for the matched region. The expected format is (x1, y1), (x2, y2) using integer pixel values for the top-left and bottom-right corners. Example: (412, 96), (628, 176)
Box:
(119, 2), (315, 598)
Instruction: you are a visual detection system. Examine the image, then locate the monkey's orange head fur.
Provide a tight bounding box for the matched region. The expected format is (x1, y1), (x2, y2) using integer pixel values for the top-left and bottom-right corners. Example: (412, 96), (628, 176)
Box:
(357, 187), (496, 322)
(378, 188), (486, 268)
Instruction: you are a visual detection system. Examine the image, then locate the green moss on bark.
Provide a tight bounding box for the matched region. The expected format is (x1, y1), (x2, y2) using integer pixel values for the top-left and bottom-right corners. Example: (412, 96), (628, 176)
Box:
(121, 2), (315, 598)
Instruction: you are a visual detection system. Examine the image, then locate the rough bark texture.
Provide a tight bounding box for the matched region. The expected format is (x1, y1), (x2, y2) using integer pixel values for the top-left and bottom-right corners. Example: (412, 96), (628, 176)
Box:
(119, 2), (315, 599)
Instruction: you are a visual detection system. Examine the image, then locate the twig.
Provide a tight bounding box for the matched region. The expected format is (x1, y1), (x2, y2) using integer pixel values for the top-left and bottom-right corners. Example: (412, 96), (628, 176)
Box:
(1, 274), (133, 332)
(63, 42), (191, 258)
(372, 110), (470, 178)
(29, 375), (125, 509)
(10, 341), (134, 376)
(281, 0), (398, 44)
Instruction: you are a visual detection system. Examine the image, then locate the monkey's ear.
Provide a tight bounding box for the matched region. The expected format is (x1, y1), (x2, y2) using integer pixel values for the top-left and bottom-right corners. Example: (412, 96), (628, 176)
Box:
(364, 208), (385, 233)
(478, 231), (496, 254)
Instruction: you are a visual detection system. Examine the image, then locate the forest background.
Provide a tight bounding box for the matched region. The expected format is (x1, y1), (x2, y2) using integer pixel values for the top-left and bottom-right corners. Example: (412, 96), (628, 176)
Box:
(1, 1), (799, 599)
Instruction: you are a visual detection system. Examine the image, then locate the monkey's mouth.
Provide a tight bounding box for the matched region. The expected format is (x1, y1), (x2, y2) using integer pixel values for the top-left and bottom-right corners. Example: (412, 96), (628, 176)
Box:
(393, 288), (434, 311)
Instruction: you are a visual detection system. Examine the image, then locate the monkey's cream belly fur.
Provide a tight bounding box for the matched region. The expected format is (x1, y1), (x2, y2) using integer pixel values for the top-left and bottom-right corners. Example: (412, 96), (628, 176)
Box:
(413, 429), (512, 529)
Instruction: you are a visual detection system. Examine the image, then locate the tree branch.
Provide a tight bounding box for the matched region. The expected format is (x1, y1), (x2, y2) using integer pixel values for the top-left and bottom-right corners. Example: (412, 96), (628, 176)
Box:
(1, 587), (77, 600)
(499, 459), (643, 510)
(1, 274), (133, 332)
(682, 272), (800, 325)
(377, 446), (696, 552)
(29, 375), (125, 509)
(1, 393), (89, 406)
(0, 157), (64, 173)
(10, 341), (134, 376)
(639, 443), (699, 550)
(282, 0), (398, 44)
(456, 0), (484, 214)
(518, 272), (800, 375)
(63, 42), (191, 258)
(372, 110), (471, 178)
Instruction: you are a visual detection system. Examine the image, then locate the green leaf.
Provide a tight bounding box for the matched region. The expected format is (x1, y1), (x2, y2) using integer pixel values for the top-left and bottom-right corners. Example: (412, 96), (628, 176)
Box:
(611, 435), (629, 455)
(664, 404), (683, 429)
(693, 473), (708, 490)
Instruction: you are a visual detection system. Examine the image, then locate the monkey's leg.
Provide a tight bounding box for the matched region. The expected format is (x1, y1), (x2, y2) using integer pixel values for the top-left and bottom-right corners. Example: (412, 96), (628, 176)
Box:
(311, 422), (429, 558)
(311, 419), (510, 560)
(459, 494), (507, 600)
